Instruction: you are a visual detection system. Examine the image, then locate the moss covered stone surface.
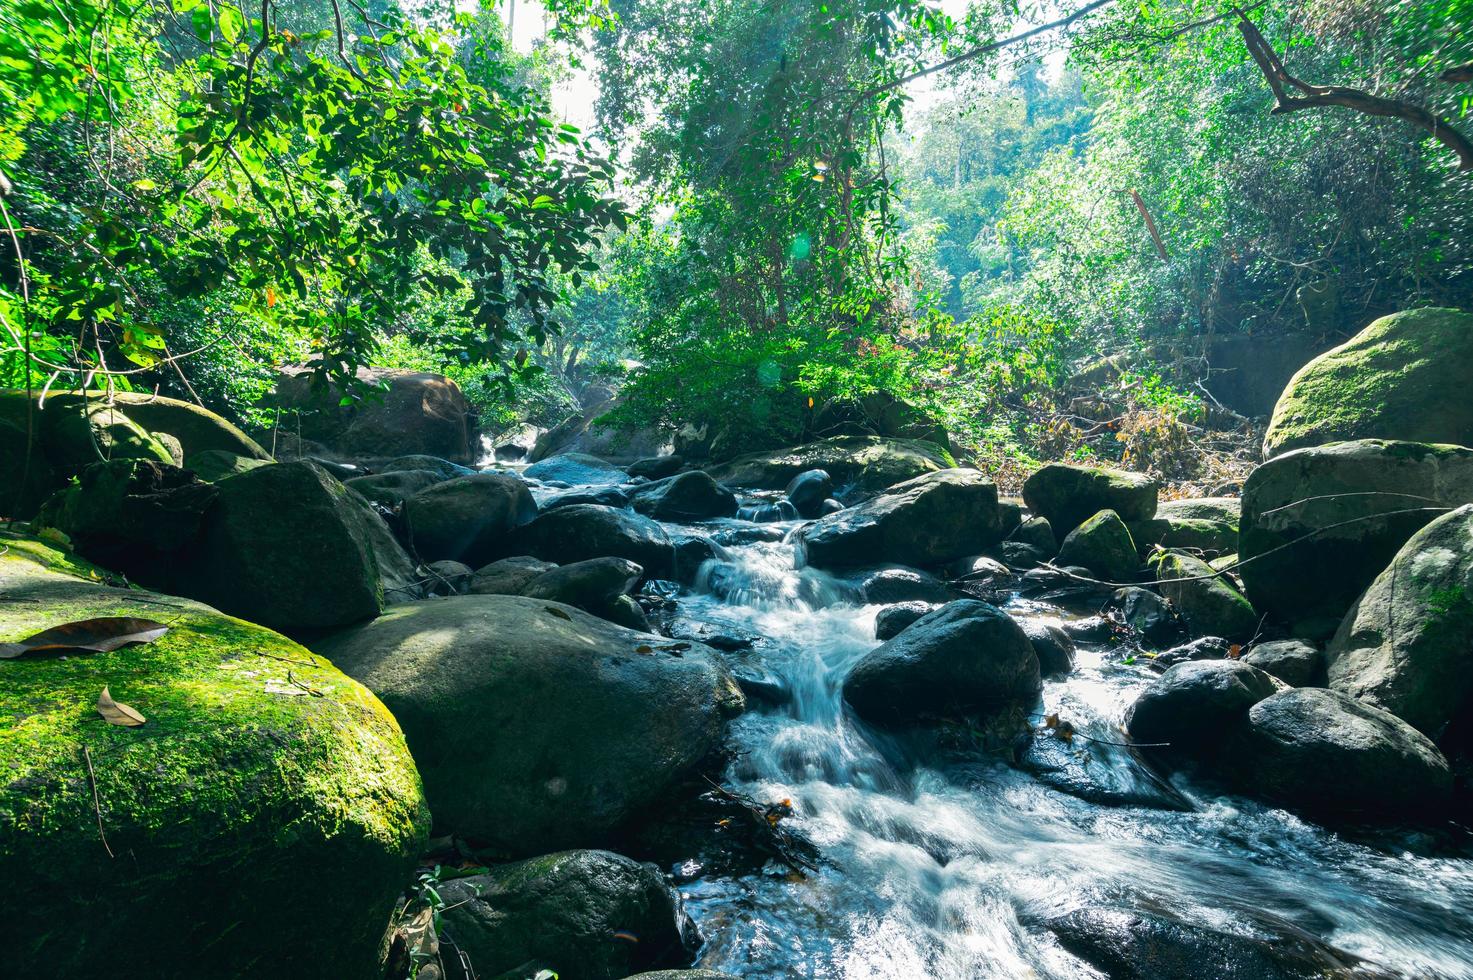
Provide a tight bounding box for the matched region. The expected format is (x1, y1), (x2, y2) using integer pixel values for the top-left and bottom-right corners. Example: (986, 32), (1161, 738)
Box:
(0, 537), (429, 978)
(1264, 307), (1473, 457)
(707, 434), (954, 494)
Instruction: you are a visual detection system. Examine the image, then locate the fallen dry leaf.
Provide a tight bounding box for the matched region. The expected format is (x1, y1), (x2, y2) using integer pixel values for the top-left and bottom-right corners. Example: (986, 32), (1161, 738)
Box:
(0, 617), (169, 660)
(544, 606), (572, 621)
(97, 687), (146, 727)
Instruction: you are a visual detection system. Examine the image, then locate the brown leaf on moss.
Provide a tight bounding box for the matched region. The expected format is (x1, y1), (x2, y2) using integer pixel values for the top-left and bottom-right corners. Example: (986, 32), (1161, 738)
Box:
(0, 617), (169, 660)
(97, 687), (147, 727)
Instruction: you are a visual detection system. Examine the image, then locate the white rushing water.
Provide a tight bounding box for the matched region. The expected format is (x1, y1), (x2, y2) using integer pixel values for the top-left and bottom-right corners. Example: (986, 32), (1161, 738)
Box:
(667, 526), (1473, 980)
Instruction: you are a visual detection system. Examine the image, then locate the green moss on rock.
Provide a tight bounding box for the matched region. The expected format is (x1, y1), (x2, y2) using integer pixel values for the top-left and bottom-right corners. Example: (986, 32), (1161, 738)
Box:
(707, 435), (953, 494)
(0, 537), (429, 978)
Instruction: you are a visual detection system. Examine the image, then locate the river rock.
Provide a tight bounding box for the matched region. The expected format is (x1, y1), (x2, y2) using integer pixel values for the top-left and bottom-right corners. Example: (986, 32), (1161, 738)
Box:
(1226, 688), (1453, 822)
(1264, 307), (1473, 457)
(313, 595), (743, 853)
(859, 566), (951, 604)
(1157, 551), (1258, 641)
(1020, 619), (1075, 677)
(1238, 439), (1473, 636)
(524, 452), (629, 486)
(522, 557), (643, 608)
(271, 365), (473, 461)
(785, 467), (834, 517)
(380, 454), (476, 480)
(403, 473), (538, 567)
(1128, 515), (1237, 558)
(0, 538), (428, 978)
(1327, 503), (1473, 738)
(708, 435), (952, 496)
(843, 600), (1040, 726)
(508, 504), (676, 578)
(631, 470), (738, 521)
(949, 555), (1016, 590)
(1104, 586), (1184, 647)
(528, 395), (671, 464)
(437, 850), (698, 980)
(345, 468), (443, 508)
(671, 533), (729, 584)
(1124, 660), (1278, 749)
(469, 555), (558, 595)
(1151, 636), (1233, 669)
(874, 601), (943, 641)
(1056, 509), (1138, 582)
(185, 459), (419, 630)
(627, 454), (685, 479)
(185, 448), (273, 482)
(541, 484), (631, 510)
(796, 469), (1001, 570)
(1022, 463), (1158, 537)
(1011, 515), (1057, 554)
(1243, 640), (1325, 688)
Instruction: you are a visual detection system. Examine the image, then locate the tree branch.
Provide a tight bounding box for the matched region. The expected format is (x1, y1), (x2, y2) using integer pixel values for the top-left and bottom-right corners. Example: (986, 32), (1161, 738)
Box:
(1237, 11), (1473, 172)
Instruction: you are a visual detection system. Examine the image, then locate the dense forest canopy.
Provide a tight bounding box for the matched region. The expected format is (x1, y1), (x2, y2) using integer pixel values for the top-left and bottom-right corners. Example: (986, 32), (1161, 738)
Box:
(3, 0), (1470, 460)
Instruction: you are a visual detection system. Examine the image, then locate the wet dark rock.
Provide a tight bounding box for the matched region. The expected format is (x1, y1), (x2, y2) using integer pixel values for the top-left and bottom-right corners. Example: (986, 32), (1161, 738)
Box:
(314, 595), (743, 853)
(508, 504), (676, 578)
(424, 560), (473, 596)
(843, 600), (1041, 727)
(874, 601), (944, 641)
(785, 468), (834, 518)
(344, 468), (443, 508)
(859, 566), (951, 604)
(740, 500), (799, 523)
(708, 524), (787, 546)
(1226, 688), (1453, 822)
(524, 452), (629, 486)
(494, 443), (527, 461)
(1048, 906), (1380, 980)
(1157, 550), (1258, 642)
(437, 849), (699, 980)
(819, 497), (845, 515)
(671, 533), (729, 584)
(1104, 587), (1184, 647)
(1150, 636), (1233, 669)
(595, 593), (653, 632)
(631, 470), (739, 521)
(668, 619), (762, 652)
(522, 557), (643, 608)
(1124, 660), (1279, 748)
(1061, 615), (1115, 644)
(949, 555), (1016, 589)
(404, 473), (538, 567)
(627, 454), (685, 480)
(542, 484), (631, 510)
(184, 448), (272, 483)
(733, 668), (791, 707)
(993, 541), (1050, 570)
(1022, 463), (1159, 537)
(381, 454), (475, 480)
(1244, 640), (1325, 688)
(303, 455), (361, 481)
(1010, 516), (1057, 555)
(797, 469), (1002, 570)
(1018, 735), (1190, 810)
(468, 555), (557, 595)
(1020, 619), (1075, 677)
(1056, 509), (1138, 582)
(708, 435), (951, 496)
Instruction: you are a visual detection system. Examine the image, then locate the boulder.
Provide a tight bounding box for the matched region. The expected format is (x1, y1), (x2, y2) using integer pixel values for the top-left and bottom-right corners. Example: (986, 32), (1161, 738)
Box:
(468, 556), (557, 595)
(379, 454), (475, 480)
(1227, 688), (1452, 821)
(494, 443), (527, 462)
(1104, 587), (1183, 647)
(630, 470), (738, 521)
(1022, 463), (1158, 537)
(1011, 515), (1056, 554)
(184, 460), (419, 631)
(0, 390), (174, 489)
(1124, 660), (1278, 748)
(858, 566), (951, 604)
(843, 600), (1040, 726)
(1156, 551), (1258, 641)
(344, 468), (443, 508)
(1327, 503), (1473, 739)
(949, 555), (1016, 590)
(1020, 619), (1075, 677)
(437, 850), (698, 980)
(1127, 515), (1237, 558)
(708, 435), (952, 496)
(525, 452), (629, 486)
(404, 473), (538, 567)
(0, 414), (60, 516)
(0, 539), (428, 978)
(784, 468), (834, 518)
(671, 533), (729, 585)
(99, 391), (270, 460)
(184, 449), (273, 482)
(522, 558), (643, 608)
(508, 504), (676, 578)
(1156, 496), (1241, 526)
(874, 601), (943, 641)
(1238, 439), (1473, 636)
(1264, 307), (1473, 457)
(313, 595), (742, 853)
(1243, 640), (1325, 688)
(540, 485), (631, 510)
(270, 365), (473, 462)
(528, 397), (670, 464)
(627, 454), (685, 480)
(796, 469), (1001, 570)
(1056, 509), (1138, 582)
(1152, 636), (1233, 669)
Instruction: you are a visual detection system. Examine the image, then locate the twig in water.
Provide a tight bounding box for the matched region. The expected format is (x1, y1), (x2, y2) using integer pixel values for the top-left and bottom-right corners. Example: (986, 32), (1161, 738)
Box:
(83, 746), (114, 859)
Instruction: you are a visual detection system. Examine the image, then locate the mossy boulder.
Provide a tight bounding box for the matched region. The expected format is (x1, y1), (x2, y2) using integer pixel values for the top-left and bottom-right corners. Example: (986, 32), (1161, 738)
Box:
(185, 460), (420, 631)
(630, 470), (738, 521)
(1328, 503), (1473, 739)
(184, 448), (273, 482)
(1022, 463), (1158, 537)
(1264, 307), (1473, 457)
(105, 391), (270, 460)
(1156, 550), (1258, 642)
(344, 468), (444, 508)
(1128, 498), (1238, 557)
(796, 468), (1001, 570)
(312, 595), (743, 855)
(403, 473), (538, 567)
(1056, 509), (1138, 582)
(707, 435), (953, 496)
(0, 538), (429, 978)
(270, 365), (474, 462)
(1238, 439), (1473, 636)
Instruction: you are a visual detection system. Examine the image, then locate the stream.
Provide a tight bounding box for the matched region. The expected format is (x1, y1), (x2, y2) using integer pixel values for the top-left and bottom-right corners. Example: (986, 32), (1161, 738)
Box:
(644, 514), (1473, 980)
